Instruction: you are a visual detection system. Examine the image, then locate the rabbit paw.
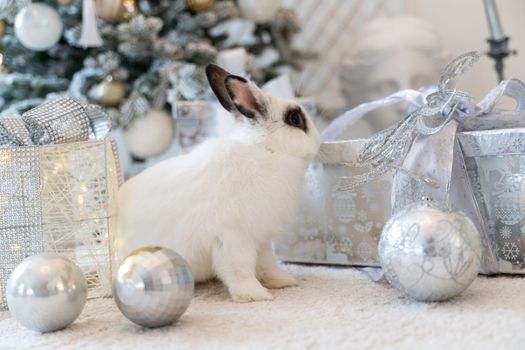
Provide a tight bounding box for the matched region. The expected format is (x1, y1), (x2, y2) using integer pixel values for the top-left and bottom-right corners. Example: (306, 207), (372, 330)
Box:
(229, 280), (273, 303)
(261, 274), (299, 289)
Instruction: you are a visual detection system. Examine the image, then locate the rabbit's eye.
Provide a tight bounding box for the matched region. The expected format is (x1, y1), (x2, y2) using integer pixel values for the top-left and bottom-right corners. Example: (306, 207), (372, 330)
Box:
(284, 108), (307, 132)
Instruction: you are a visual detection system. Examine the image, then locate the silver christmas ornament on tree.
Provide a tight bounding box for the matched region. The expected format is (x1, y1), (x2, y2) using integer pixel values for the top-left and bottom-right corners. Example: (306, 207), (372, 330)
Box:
(378, 202), (481, 302)
(113, 246), (194, 328)
(6, 254), (88, 333)
(14, 3), (63, 51)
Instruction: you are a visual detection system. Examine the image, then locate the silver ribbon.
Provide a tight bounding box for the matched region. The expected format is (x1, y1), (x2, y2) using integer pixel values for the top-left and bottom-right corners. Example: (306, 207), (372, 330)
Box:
(323, 51), (525, 191)
(0, 98), (111, 147)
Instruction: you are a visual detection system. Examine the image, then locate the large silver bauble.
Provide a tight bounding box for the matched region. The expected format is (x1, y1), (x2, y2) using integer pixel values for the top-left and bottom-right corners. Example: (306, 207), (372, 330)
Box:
(378, 202), (481, 302)
(113, 246), (194, 328)
(6, 254), (88, 332)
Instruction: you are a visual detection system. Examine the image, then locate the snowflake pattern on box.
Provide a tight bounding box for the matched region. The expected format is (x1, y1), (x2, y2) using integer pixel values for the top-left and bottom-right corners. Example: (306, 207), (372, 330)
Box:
(460, 129), (525, 273)
(0, 140), (119, 310)
(274, 141), (392, 266)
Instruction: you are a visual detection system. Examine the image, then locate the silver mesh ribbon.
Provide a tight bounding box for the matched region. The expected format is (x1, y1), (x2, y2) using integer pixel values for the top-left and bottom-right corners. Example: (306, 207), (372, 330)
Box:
(0, 97), (111, 147)
(0, 118), (33, 146)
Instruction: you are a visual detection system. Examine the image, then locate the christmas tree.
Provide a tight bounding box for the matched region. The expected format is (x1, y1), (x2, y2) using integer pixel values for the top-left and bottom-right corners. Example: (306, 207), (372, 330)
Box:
(0, 0), (310, 171)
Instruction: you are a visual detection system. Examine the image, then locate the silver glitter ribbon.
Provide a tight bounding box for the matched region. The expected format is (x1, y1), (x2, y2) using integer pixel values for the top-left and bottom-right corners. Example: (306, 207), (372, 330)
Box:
(323, 51), (525, 273)
(0, 97), (111, 147)
(322, 52), (483, 190)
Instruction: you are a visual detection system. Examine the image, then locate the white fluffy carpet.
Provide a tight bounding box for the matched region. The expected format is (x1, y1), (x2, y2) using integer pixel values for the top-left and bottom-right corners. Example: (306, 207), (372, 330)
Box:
(1, 264), (525, 350)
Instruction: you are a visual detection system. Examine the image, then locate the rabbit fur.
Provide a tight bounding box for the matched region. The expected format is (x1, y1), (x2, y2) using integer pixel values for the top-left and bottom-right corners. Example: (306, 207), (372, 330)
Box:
(116, 65), (320, 302)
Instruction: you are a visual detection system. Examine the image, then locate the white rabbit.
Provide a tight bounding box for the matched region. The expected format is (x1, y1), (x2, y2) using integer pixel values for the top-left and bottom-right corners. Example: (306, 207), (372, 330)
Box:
(116, 64), (320, 302)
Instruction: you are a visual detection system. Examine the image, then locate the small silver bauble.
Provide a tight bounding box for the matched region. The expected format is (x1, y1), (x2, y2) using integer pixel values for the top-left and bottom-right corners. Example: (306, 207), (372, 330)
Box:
(113, 246), (194, 328)
(6, 254), (88, 332)
(378, 202), (481, 302)
(14, 3), (63, 51)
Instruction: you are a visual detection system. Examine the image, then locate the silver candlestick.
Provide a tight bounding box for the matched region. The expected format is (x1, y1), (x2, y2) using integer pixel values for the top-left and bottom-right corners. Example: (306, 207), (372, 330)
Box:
(483, 0), (516, 82)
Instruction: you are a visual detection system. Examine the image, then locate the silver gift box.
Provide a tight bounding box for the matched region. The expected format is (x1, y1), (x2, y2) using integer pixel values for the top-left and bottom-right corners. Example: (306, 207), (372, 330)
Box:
(274, 140), (392, 266)
(175, 100), (217, 154)
(459, 128), (525, 273)
(0, 139), (121, 309)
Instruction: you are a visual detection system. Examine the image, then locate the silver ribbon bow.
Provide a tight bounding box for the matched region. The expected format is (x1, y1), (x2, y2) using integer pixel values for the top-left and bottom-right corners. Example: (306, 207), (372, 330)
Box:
(327, 51), (487, 191)
(0, 98), (111, 147)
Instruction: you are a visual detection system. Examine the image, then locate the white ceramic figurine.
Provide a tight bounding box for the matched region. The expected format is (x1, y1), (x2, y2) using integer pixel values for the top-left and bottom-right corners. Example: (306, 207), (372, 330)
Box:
(117, 65), (320, 302)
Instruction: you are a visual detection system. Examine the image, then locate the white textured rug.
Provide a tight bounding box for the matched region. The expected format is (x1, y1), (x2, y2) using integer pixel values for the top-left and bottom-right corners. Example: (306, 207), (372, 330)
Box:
(1, 264), (525, 350)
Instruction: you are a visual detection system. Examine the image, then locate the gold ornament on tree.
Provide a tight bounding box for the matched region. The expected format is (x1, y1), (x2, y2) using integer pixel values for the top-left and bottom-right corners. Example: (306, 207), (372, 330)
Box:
(0, 54), (8, 73)
(186, 0), (215, 12)
(0, 19), (6, 37)
(92, 76), (126, 107)
(94, 0), (125, 22)
(122, 0), (138, 19)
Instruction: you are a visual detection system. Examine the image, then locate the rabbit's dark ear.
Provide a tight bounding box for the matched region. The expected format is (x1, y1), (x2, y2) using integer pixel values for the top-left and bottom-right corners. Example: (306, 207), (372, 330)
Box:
(224, 75), (266, 119)
(206, 64), (235, 112)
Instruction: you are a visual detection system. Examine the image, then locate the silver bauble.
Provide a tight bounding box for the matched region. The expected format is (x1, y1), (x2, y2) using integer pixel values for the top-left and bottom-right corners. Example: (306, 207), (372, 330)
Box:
(113, 246), (194, 328)
(378, 202), (481, 302)
(6, 254), (88, 332)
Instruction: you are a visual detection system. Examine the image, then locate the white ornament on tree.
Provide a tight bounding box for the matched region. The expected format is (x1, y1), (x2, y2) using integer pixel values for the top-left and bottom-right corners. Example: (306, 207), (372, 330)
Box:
(238, 0), (281, 23)
(123, 108), (174, 159)
(14, 3), (63, 51)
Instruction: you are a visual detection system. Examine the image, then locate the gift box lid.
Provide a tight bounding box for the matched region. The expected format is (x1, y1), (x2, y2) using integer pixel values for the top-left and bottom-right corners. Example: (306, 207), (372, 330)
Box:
(458, 128), (525, 157)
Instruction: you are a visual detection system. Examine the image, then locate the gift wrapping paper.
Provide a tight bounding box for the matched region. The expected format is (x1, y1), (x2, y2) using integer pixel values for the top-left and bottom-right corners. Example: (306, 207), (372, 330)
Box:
(274, 140), (392, 266)
(459, 128), (525, 273)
